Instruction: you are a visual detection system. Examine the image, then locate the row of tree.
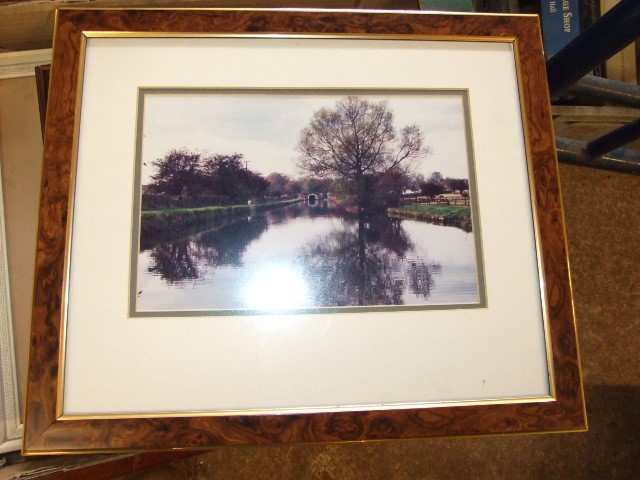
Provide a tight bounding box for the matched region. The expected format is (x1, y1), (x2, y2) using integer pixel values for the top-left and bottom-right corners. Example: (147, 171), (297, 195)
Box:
(146, 150), (269, 201)
(145, 147), (469, 210)
(145, 149), (340, 206)
(265, 172), (332, 198)
(146, 96), (469, 211)
(418, 172), (469, 198)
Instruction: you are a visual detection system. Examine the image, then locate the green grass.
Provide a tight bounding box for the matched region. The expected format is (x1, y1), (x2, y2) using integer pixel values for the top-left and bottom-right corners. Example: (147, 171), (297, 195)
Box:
(387, 204), (472, 232)
(392, 204), (470, 218)
(144, 205), (238, 215)
(140, 198), (302, 237)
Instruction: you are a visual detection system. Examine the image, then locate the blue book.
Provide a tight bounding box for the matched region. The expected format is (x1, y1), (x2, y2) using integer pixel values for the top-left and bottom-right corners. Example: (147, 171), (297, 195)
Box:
(540, 0), (581, 57)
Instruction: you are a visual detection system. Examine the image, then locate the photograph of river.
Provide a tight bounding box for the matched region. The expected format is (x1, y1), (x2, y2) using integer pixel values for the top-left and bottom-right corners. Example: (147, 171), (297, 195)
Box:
(131, 90), (485, 315)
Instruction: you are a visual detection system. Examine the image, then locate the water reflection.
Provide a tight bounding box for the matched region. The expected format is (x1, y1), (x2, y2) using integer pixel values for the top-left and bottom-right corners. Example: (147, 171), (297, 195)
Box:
(147, 215), (269, 282)
(298, 216), (440, 306)
(137, 203), (478, 312)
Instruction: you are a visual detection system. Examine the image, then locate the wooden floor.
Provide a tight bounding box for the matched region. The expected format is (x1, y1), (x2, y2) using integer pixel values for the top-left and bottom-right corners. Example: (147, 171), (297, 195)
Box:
(116, 164), (640, 479)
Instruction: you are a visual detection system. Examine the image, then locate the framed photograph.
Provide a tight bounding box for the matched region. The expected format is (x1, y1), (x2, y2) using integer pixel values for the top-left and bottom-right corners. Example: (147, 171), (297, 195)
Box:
(132, 88), (484, 317)
(24, 8), (586, 454)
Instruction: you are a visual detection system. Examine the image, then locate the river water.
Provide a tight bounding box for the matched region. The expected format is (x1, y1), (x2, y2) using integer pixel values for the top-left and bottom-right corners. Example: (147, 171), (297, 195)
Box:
(135, 202), (482, 314)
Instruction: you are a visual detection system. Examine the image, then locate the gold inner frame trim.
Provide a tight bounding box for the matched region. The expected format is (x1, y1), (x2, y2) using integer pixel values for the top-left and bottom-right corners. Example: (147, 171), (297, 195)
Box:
(512, 37), (557, 401)
(52, 28), (558, 424)
(55, 33), (89, 419)
(83, 31), (518, 44)
(59, 394), (556, 422)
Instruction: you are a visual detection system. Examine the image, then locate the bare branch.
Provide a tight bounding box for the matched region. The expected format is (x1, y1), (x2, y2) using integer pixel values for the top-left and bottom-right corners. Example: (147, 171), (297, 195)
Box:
(296, 96), (431, 203)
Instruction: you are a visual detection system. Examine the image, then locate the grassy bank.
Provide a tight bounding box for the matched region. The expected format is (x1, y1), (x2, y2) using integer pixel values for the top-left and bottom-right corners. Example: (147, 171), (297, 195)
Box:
(141, 198), (302, 237)
(387, 204), (472, 232)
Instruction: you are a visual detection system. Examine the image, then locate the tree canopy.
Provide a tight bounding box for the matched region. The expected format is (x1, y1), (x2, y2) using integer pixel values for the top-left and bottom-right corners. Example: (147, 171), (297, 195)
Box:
(419, 172), (469, 198)
(203, 153), (269, 200)
(148, 148), (204, 196)
(296, 96), (430, 208)
(147, 149), (268, 201)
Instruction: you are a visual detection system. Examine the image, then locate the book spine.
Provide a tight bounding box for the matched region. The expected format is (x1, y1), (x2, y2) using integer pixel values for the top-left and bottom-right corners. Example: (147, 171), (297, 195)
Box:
(540, 0), (581, 57)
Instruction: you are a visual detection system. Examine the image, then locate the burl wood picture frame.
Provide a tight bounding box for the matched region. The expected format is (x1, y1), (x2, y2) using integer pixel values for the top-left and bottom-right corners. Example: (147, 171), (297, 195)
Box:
(24, 8), (586, 454)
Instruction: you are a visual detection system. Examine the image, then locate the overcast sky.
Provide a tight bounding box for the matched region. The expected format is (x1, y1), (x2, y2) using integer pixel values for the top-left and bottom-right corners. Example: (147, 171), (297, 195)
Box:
(139, 91), (473, 184)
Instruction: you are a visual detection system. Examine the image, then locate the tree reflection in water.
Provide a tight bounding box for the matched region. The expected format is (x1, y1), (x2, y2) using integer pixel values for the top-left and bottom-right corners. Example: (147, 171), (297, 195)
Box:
(299, 214), (440, 307)
(147, 214), (269, 282)
(147, 242), (199, 282)
(143, 205), (441, 308)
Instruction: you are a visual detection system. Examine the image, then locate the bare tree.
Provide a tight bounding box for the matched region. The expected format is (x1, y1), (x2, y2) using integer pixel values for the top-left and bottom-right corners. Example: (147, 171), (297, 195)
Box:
(296, 96), (429, 209)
